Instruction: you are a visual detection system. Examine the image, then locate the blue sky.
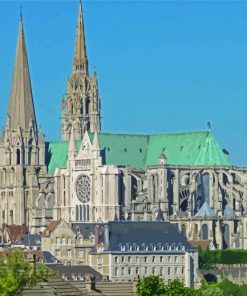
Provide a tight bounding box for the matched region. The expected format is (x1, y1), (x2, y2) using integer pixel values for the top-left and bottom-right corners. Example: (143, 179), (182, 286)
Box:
(0, 0), (247, 166)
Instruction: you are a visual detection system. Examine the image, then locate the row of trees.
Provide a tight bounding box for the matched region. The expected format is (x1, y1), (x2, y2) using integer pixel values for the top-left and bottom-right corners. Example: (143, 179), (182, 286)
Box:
(136, 276), (247, 296)
(199, 247), (247, 269)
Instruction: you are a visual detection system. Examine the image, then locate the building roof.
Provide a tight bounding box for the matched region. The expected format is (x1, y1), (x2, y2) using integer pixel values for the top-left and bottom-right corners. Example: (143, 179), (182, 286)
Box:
(94, 221), (195, 253)
(223, 205), (235, 219)
(3, 224), (28, 242)
(45, 131), (230, 174)
(71, 222), (104, 239)
(189, 240), (213, 249)
(42, 251), (62, 265)
(21, 234), (41, 247)
(194, 201), (216, 219)
(42, 220), (61, 237)
(49, 265), (103, 282)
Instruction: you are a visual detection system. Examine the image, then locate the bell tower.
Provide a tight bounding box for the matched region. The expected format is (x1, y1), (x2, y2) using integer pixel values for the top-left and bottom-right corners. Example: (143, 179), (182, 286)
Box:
(0, 14), (46, 227)
(61, 0), (101, 141)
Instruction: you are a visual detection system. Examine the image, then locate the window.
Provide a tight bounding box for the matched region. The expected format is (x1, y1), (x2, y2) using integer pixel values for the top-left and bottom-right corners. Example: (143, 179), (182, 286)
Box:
(128, 267), (131, 275)
(56, 237), (60, 245)
(136, 267), (139, 275)
(62, 237), (66, 244)
(160, 256), (163, 263)
(168, 267), (170, 275)
(136, 256), (140, 263)
(160, 267), (164, 275)
(97, 256), (103, 264)
(182, 267), (184, 274)
(121, 256), (124, 263)
(67, 250), (72, 257)
(114, 256), (118, 263)
(114, 267), (118, 276)
(128, 256), (132, 263)
(144, 266), (148, 275)
(182, 256), (184, 263)
(121, 267), (124, 276)
(67, 237), (71, 245)
(175, 256), (178, 263)
(144, 256), (148, 263)
(175, 267), (178, 274)
(152, 267), (155, 275)
(152, 256), (155, 263)
(168, 256), (171, 263)
(55, 250), (60, 257)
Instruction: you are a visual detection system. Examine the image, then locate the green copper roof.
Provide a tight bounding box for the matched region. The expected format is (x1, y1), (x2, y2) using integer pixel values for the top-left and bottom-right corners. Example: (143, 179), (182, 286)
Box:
(45, 131), (230, 174)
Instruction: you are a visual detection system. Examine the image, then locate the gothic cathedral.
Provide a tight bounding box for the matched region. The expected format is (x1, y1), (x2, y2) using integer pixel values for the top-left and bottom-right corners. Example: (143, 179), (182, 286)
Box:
(1, 1), (247, 250)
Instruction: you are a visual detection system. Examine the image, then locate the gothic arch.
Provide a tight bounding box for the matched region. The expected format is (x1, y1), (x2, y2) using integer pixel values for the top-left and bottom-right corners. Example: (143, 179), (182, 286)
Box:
(202, 224), (209, 240)
(16, 149), (21, 165)
(181, 224), (187, 237)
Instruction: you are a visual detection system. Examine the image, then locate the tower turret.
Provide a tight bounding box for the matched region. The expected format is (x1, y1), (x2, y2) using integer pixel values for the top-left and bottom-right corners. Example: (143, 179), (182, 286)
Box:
(61, 0), (101, 141)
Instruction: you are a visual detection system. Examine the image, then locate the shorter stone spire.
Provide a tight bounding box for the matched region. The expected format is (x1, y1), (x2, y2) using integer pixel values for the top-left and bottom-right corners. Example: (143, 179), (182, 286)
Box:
(8, 14), (37, 131)
(73, 0), (88, 74)
(92, 132), (100, 154)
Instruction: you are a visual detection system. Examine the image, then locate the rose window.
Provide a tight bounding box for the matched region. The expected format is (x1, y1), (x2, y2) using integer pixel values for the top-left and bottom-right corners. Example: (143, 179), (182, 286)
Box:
(75, 175), (90, 203)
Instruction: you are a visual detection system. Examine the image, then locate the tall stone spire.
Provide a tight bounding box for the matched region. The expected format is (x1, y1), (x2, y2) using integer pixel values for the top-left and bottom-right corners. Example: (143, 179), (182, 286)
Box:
(61, 0), (101, 141)
(73, 0), (88, 75)
(8, 14), (37, 131)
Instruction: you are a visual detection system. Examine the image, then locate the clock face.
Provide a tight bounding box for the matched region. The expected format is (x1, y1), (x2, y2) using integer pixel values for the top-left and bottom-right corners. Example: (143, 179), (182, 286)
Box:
(75, 175), (90, 203)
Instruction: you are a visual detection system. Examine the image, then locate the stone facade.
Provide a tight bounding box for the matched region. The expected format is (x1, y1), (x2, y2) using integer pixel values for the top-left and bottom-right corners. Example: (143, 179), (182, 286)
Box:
(89, 221), (198, 287)
(41, 220), (96, 266)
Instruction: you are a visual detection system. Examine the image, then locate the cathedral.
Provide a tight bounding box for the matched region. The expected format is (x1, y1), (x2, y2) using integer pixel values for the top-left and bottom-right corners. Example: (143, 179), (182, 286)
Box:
(0, 1), (247, 250)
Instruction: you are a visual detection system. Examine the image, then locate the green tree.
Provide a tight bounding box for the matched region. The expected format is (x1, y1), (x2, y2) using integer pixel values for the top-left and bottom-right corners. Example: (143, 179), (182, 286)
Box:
(0, 251), (47, 296)
(136, 277), (201, 296)
(136, 275), (166, 296)
(163, 279), (201, 296)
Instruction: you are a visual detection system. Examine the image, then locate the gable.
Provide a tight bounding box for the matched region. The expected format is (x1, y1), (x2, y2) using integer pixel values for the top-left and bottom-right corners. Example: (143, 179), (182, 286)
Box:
(45, 131), (230, 174)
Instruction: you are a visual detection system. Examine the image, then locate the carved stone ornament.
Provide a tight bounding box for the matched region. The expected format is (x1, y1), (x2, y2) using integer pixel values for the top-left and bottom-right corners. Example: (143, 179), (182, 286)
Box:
(75, 175), (90, 203)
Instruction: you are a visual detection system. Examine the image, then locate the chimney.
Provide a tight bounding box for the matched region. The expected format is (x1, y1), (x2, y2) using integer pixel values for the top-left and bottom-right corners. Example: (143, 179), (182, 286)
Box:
(104, 224), (109, 249)
(94, 225), (100, 247)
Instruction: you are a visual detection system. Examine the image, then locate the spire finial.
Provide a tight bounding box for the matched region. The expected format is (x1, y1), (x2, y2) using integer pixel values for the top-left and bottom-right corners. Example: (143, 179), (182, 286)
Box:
(20, 5), (22, 21)
(73, 0), (88, 74)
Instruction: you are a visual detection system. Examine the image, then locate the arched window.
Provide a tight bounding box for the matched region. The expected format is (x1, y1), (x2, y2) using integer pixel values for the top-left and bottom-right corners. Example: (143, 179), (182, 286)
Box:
(181, 224), (187, 237)
(70, 101), (74, 114)
(76, 206), (79, 221)
(10, 168), (14, 186)
(6, 148), (11, 165)
(86, 205), (89, 221)
(80, 205), (82, 221)
(28, 139), (33, 165)
(223, 224), (230, 249)
(202, 224), (208, 240)
(16, 149), (20, 165)
(83, 205), (86, 221)
(193, 224), (198, 239)
(85, 99), (90, 114)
